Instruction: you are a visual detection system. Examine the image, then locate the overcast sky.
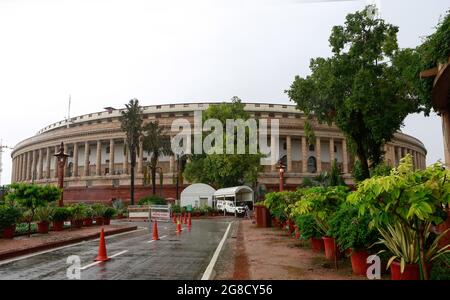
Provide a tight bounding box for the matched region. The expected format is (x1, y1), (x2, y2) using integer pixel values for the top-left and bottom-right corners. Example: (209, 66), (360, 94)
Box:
(0, 0), (448, 185)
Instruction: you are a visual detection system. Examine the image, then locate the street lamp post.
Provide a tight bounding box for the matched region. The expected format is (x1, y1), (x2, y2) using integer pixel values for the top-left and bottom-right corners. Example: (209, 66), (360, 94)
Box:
(278, 162), (285, 192)
(54, 142), (69, 207)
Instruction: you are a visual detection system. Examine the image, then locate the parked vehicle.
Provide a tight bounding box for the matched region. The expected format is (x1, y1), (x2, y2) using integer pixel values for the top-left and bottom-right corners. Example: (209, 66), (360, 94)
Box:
(216, 200), (245, 215)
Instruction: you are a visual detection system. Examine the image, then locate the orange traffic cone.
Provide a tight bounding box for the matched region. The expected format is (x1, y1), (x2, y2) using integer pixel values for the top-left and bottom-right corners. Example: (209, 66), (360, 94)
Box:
(188, 212), (192, 229)
(183, 213), (187, 225)
(152, 220), (160, 241)
(176, 220), (182, 234)
(95, 228), (110, 262)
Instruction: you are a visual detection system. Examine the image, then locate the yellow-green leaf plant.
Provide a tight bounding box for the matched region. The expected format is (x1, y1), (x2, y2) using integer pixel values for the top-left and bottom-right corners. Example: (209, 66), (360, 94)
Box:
(348, 154), (450, 280)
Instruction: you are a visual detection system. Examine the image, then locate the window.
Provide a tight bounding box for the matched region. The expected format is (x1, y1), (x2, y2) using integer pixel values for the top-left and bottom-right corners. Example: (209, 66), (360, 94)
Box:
(283, 142), (287, 150)
(334, 145), (337, 153)
(309, 144), (315, 152)
(106, 146), (110, 154)
(307, 156), (317, 173)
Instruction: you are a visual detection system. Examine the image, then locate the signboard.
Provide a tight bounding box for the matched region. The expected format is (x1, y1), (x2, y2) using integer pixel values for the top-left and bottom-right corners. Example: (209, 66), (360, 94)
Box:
(128, 205), (150, 220)
(150, 205), (171, 222)
(186, 205), (193, 212)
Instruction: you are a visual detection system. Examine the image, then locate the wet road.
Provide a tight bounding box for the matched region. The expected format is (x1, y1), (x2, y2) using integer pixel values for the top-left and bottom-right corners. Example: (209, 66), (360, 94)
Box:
(0, 218), (234, 280)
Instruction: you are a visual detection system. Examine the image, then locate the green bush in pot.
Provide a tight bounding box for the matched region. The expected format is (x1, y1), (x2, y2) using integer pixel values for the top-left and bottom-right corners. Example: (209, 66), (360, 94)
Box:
(0, 204), (22, 238)
(103, 207), (116, 225)
(295, 214), (324, 240)
(52, 207), (71, 231)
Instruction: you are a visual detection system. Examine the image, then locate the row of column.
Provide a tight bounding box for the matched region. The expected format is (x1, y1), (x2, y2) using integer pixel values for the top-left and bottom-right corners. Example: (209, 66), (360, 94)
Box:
(394, 145), (426, 169)
(270, 136), (349, 174)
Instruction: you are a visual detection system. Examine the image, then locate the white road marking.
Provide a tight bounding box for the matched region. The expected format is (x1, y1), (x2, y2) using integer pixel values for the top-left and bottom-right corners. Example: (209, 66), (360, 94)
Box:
(146, 235), (168, 243)
(79, 250), (129, 270)
(201, 222), (233, 280)
(0, 228), (145, 266)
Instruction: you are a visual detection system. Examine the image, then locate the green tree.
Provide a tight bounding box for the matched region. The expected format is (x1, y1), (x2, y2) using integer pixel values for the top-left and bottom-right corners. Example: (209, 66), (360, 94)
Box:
(7, 183), (61, 236)
(120, 99), (144, 205)
(286, 6), (421, 179)
(183, 97), (262, 188)
(142, 121), (172, 195)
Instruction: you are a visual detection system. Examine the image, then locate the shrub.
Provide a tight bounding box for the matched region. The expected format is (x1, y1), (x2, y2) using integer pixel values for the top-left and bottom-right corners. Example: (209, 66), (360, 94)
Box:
(0, 204), (22, 229)
(52, 207), (71, 222)
(35, 206), (54, 223)
(327, 204), (379, 251)
(138, 196), (166, 206)
(112, 199), (126, 215)
(91, 203), (106, 217)
(68, 204), (87, 221)
(430, 253), (450, 280)
(295, 214), (323, 240)
(103, 207), (116, 219)
(171, 204), (181, 214)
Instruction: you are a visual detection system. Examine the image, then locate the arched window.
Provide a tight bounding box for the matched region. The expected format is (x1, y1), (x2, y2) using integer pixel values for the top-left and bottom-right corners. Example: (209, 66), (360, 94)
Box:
(307, 156), (317, 173)
(309, 144), (315, 152)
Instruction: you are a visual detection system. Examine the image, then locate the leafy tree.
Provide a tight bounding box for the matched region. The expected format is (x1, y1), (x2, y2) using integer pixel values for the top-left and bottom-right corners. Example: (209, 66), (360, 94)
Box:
(286, 6), (421, 179)
(142, 121), (172, 195)
(120, 99), (144, 205)
(7, 183), (61, 236)
(183, 97), (262, 188)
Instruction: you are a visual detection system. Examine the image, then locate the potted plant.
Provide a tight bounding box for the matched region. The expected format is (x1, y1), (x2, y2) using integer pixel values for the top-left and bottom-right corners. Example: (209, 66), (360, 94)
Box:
(112, 199), (126, 219)
(328, 204), (379, 275)
(35, 206), (54, 234)
(375, 221), (449, 280)
(52, 207), (70, 231)
(349, 155), (450, 279)
(69, 204), (86, 229)
(103, 207), (116, 225)
(292, 186), (349, 260)
(83, 205), (94, 226)
(92, 203), (106, 225)
(0, 204), (22, 239)
(295, 214), (325, 252)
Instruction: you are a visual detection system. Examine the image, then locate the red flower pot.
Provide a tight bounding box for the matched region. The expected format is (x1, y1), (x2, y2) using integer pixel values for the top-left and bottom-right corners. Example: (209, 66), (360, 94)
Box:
(104, 218), (111, 225)
(116, 214), (124, 219)
(37, 221), (50, 234)
(350, 250), (370, 276)
(310, 237), (325, 252)
(322, 236), (343, 260)
(288, 220), (295, 235)
(83, 218), (93, 227)
(52, 220), (64, 231)
(390, 261), (432, 280)
(2, 224), (16, 239)
(294, 226), (301, 239)
(95, 217), (104, 226)
(71, 220), (83, 229)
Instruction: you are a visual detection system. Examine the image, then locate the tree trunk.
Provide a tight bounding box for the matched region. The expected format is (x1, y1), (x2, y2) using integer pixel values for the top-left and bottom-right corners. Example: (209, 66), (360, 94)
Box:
(356, 142), (370, 179)
(130, 149), (136, 205)
(151, 167), (157, 195)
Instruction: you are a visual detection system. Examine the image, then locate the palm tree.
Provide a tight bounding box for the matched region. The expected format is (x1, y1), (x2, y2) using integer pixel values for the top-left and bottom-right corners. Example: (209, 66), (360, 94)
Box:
(120, 99), (143, 205)
(142, 121), (172, 195)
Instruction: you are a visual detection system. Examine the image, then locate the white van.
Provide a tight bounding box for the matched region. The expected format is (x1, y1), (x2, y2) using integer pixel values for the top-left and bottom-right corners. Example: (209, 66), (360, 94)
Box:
(216, 200), (245, 215)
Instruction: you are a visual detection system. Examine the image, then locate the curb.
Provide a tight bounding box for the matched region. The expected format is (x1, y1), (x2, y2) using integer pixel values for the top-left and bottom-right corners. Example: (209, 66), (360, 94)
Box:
(0, 226), (138, 262)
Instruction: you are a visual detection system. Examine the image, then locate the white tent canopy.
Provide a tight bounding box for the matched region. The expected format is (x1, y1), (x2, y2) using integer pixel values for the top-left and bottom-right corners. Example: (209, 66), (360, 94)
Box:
(180, 183), (216, 208)
(213, 186), (254, 204)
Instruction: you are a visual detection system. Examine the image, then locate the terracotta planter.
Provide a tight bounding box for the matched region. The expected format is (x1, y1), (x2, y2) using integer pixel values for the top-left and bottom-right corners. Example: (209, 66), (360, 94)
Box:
(1, 224), (16, 239)
(294, 225), (301, 239)
(116, 214), (124, 219)
(71, 219), (83, 229)
(310, 237), (325, 252)
(95, 217), (104, 226)
(350, 250), (370, 276)
(83, 218), (93, 227)
(52, 220), (64, 231)
(37, 221), (50, 234)
(322, 236), (343, 260)
(390, 261), (432, 280)
(288, 220), (295, 235)
(436, 209), (450, 248)
(104, 218), (111, 225)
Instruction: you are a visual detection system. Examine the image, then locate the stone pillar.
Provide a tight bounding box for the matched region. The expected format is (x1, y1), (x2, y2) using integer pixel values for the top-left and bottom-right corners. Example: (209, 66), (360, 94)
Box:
(138, 140), (143, 174)
(96, 140), (102, 176)
(316, 137), (322, 173)
(45, 147), (51, 179)
(84, 142), (90, 177)
(286, 136), (292, 172)
(169, 155), (175, 173)
(54, 146), (59, 178)
(11, 158), (16, 183)
(397, 147), (402, 166)
(302, 136), (307, 173)
(73, 143), (79, 177)
(329, 138), (335, 167)
(64, 143), (68, 177)
(109, 139), (115, 175)
(271, 136), (277, 172)
(342, 139), (349, 174)
(19, 154), (23, 181)
(31, 150), (37, 181)
(123, 139), (129, 175)
(37, 149), (43, 180)
(27, 151), (32, 181)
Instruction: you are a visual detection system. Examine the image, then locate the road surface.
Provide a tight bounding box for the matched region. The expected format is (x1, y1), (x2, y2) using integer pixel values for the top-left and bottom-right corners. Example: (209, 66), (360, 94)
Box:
(0, 218), (234, 280)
